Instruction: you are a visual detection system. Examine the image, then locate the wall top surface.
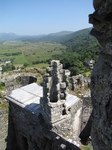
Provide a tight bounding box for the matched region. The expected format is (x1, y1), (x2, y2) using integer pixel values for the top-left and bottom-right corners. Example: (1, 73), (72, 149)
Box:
(5, 83), (80, 114)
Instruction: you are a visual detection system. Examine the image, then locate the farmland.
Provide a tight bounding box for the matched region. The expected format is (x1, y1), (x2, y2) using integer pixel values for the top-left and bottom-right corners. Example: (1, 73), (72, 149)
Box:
(0, 41), (66, 68)
(0, 28), (102, 75)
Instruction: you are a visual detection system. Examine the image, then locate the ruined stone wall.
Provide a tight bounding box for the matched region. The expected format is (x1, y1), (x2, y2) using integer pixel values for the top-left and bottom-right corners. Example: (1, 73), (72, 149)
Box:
(0, 105), (8, 150)
(3, 76), (37, 95)
(80, 97), (92, 142)
(6, 101), (80, 150)
(89, 0), (112, 149)
(0, 75), (37, 150)
(52, 100), (82, 138)
(40, 60), (82, 146)
(41, 60), (70, 124)
(6, 60), (83, 149)
(70, 75), (90, 92)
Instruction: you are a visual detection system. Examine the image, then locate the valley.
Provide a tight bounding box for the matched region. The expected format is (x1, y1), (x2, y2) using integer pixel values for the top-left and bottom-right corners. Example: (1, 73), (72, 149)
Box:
(0, 28), (102, 76)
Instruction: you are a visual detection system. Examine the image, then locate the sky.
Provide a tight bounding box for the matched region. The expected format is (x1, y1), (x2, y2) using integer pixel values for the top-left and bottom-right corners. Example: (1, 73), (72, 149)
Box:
(0, 0), (94, 35)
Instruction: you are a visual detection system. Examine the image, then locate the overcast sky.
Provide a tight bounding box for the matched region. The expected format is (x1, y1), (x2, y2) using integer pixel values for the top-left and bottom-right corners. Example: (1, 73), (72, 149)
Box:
(0, 0), (94, 35)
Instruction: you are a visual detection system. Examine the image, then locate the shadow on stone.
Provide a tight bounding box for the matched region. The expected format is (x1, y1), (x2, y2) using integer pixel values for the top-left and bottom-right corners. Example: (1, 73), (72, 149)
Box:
(6, 101), (81, 150)
(79, 96), (92, 145)
(5, 60), (82, 150)
(79, 113), (92, 145)
(6, 103), (19, 150)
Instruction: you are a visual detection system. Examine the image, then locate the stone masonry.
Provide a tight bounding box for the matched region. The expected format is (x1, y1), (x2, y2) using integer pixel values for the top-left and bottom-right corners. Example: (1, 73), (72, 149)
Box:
(40, 60), (82, 140)
(40, 60), (70, 123)
(5, 60), (82, 150)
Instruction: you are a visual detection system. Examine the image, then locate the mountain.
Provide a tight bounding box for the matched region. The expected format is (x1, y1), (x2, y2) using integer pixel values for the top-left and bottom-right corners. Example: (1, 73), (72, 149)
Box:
(0, 33), (19, 41)
(48, 31), (73, 36)
(50, 28), (102, 75)
(57, 28), (97, 50)
(19, 28), (97, 46)
(0, 31), (73, 42)
(19, 31), (74, 42)
(0, 33), (46, 42)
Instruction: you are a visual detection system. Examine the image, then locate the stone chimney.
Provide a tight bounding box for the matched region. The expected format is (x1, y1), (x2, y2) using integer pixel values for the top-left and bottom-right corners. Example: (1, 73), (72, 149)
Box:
(40, 60), (70, 124)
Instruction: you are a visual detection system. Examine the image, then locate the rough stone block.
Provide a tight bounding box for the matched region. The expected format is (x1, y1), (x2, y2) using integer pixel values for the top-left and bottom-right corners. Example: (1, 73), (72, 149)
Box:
(60, 82), (66, 89)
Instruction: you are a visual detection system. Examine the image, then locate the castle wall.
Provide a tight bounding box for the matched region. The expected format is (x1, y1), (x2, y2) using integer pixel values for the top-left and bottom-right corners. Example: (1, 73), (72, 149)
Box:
(6, 101), (80, 150)
(5, 60), (83, 149)
(0, 106), (8, 150)
(52, 100), (82, 139)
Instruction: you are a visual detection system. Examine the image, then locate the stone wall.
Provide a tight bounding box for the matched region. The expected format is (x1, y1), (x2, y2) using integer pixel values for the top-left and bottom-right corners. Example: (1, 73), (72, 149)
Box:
(3, 75), (37, 95)
(89, 0), (112, 149)
(40, 60), (70, 124)
(52, 100), (82, 138)
(6, 101), (80, 150)
(70, 74), (90, 92)
(69, 74), (92, 142)
(0, 75), (37, 149)
(40, 60), (82, 144)
(6, 60), (82, 149)
(79, 97), (92, 142)
(0, 105), (8, 150)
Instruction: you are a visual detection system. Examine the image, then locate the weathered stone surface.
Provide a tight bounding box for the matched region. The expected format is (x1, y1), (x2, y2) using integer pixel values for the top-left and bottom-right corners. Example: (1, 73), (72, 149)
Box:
(0, 107), (8, 150)
(80, 97), (92, 142)
(40, 60), (82, 141)
(2, 75), (37, 95)
(93, 0), (102, 10)
(40, 60), (71, 123)
(6, 60), (82, 150)
(89, 0), (112, 48)
(6, 101), (80, 150)
(70, 74), (90, 92)
(89, 0), (112, 149)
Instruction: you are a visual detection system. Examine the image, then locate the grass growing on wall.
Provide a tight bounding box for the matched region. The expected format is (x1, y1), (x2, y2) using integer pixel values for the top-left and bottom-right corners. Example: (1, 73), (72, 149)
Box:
(0, 82), (4, 91)
(80, 145), (92, 150)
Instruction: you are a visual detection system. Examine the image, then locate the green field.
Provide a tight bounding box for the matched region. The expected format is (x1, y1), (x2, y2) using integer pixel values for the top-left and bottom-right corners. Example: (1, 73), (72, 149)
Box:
(0, 28), (101, 75)
(0, 41), (66, 68)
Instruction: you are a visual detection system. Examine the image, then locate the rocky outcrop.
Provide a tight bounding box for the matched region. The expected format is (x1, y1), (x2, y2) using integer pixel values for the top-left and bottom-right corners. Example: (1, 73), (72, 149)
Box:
(89, 0), (112, 149)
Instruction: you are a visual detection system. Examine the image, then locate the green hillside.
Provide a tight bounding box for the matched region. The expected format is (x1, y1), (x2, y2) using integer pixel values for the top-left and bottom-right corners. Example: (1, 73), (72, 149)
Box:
(0, 28), (102, 75)
(52, 28), (102, 75)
